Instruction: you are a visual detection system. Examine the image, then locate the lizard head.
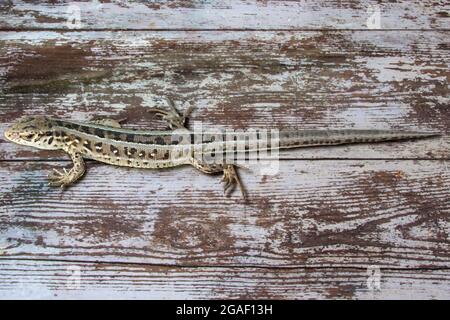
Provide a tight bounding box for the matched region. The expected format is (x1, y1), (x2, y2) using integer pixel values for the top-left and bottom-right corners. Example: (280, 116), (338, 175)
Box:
(4, 116), (58, 150)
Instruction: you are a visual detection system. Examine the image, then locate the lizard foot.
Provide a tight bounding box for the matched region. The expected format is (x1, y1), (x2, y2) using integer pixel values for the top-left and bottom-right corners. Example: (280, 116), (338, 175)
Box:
(222, 165), (247, 200)
(47, 168), (78, 188)
(148, 99), (193, 129)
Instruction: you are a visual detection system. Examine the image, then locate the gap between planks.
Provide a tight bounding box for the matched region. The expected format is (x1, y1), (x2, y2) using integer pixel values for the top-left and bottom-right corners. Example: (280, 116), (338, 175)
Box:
(1, 28), (450, 32)
(1, 257), (448, 272)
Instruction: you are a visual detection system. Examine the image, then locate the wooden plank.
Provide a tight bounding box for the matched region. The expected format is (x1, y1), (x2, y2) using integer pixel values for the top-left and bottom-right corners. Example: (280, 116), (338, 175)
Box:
(0, 31), (448, 160)
(0, 260), (448, 299)
(0, 160), (448, 268)
(0, 0), (448, 30)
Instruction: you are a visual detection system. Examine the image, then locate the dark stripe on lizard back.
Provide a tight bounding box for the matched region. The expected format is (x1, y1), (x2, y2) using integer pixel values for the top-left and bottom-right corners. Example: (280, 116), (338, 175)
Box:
(51, 119), (181, 146)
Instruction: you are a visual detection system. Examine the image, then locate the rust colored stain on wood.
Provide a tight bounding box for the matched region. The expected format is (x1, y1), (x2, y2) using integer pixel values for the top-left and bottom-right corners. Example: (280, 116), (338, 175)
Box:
(153, 206), (235, 252)
(0, 160), (448, 269)
(0, 31), (448, 161)
(1, 0), (449, 30)
(4, 44), (113, 93)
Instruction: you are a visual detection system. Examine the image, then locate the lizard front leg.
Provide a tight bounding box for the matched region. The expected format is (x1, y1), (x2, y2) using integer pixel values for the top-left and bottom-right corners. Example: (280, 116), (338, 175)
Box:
(48, 151), (85, 188)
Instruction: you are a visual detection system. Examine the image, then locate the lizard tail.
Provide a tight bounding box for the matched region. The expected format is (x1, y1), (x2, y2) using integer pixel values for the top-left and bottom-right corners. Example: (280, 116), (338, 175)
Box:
(277, 129), (440, 149)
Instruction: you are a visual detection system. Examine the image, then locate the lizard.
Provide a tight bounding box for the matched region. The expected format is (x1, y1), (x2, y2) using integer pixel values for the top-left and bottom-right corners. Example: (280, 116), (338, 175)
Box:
(4, 102), (440, 199)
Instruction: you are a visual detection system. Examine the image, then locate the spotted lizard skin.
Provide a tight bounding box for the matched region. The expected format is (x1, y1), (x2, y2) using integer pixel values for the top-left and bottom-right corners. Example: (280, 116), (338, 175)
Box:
(4, 113), (439, 199)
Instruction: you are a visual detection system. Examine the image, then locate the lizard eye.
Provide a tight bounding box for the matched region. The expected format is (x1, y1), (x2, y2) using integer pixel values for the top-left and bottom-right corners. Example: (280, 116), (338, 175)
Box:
(21, 133), (34, 140)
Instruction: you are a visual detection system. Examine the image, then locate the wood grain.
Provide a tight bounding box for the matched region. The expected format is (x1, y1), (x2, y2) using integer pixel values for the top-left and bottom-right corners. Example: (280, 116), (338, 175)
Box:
(0, 260), (448, 299)
(0, 160), (448, 268)
(1, 0), (449, 300)
(1, 0), (448, 30)
(0, 31), (448, 160)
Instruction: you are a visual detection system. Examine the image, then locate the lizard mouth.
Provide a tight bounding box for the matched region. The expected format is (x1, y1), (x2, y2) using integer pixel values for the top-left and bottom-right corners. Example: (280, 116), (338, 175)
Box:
(4, 127), (18, 143)
(4, 128), (12, 141)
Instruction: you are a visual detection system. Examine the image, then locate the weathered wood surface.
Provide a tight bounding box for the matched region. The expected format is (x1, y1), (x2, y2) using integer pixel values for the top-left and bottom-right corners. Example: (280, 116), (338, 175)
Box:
(1, 160), (448, 268)
(0, 31), (448, 160)
(0, 0), (449, 30)
(0, 260), (448, 299)
(0, 0), (449, 300)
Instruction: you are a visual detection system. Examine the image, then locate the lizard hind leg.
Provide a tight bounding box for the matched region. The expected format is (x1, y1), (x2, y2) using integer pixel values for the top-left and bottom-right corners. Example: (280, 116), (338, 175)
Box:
(222, 164), (247, 200)
(148, 99), (193, 130)
(191, 159), (247, 200)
